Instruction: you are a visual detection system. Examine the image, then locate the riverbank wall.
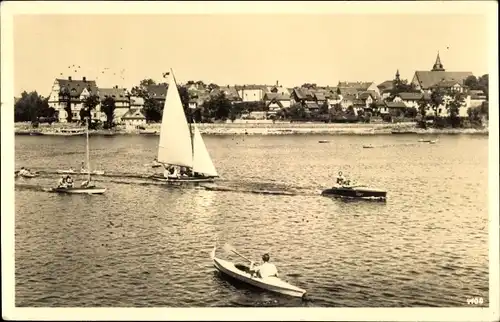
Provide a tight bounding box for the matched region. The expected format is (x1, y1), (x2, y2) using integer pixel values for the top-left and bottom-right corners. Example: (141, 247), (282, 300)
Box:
(14, 121), (489, 136)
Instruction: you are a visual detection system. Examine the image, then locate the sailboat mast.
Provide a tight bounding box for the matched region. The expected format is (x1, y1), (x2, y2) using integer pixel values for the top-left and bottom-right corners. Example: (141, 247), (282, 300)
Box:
(86, 117), (91, 182)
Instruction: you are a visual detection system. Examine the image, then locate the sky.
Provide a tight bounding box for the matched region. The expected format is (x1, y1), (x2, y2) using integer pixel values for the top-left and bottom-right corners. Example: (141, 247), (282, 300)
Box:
(10, 5), (493, 96)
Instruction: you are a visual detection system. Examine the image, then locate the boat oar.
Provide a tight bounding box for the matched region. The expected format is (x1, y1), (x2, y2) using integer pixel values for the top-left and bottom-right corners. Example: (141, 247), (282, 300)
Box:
(223, 243), (253, 263)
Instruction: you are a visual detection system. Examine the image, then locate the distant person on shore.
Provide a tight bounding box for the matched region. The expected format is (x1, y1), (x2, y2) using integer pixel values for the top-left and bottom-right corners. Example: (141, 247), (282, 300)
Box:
(249, 253), (278, 278)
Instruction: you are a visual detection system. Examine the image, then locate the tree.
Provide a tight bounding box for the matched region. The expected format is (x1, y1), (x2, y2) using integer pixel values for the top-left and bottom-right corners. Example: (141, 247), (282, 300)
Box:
(390, 79), (417, 99)
(478, 74), (489, 99)
(101, 96), (116, 128)
(429, 88), (445, 118)
(142, 97), (162, 122)
(288, 103), (307, 120)
(447, 92), (466, 128)
(80, 94), (100, 124)
(346, 105), (355, 116)
(319, 101), (329, 115)
(464, 74), (488, 99)
(140, 78), (156, 87)
(203, 92), (232, 121)
(14, 91), (55, 123)
(464, 75), (479, 89)
(405, 106), (418, 119)
(207, 83), (219, 92)
(229, 102), (244, 122)
(301, 83), (317, 89)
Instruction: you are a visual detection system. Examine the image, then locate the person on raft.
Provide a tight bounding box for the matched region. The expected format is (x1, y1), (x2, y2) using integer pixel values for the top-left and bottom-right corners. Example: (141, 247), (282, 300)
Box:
(249, 253), (278, 278)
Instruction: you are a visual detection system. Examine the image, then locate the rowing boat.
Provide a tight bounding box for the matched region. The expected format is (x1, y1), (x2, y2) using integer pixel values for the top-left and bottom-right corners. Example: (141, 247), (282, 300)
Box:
(210, 246), (307, 298)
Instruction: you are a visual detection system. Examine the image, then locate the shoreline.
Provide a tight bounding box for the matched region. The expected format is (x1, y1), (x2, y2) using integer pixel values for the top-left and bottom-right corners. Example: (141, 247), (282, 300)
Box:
(14, 122), (489, 136)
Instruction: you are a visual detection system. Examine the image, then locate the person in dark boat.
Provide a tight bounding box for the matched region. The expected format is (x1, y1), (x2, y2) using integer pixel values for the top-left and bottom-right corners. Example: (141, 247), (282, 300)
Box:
(336, 171), (346, 186)
(57, 176), (67, 188)
(249, 253), (278, 278)
(65, 175), (74, 188)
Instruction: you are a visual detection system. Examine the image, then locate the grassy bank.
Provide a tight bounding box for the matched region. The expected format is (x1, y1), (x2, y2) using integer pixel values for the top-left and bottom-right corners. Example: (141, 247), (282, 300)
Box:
(14, 121), (489, 136)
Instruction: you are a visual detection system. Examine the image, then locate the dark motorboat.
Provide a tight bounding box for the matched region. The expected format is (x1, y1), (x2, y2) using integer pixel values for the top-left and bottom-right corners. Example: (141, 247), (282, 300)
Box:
(321, 185), (387, 200)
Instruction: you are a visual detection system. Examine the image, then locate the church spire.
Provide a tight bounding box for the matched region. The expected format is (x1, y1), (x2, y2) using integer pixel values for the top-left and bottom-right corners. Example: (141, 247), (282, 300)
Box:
(395, 69), (400, 81)
(431, 51), (445, 71)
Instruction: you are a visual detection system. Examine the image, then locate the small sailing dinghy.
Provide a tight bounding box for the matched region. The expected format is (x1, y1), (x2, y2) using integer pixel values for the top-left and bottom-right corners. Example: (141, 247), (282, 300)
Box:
(151, 69), (219, 183)
(47, 118), (106, 195)
(210, 244), (307, 298)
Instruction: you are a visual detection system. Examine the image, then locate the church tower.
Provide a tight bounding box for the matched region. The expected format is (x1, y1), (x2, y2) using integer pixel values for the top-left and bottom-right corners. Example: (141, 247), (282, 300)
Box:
(431, 51), (445, 71)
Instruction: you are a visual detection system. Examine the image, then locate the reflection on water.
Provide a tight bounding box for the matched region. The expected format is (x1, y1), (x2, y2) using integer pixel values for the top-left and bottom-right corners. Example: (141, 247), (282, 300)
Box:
(14, 134), (489, 307)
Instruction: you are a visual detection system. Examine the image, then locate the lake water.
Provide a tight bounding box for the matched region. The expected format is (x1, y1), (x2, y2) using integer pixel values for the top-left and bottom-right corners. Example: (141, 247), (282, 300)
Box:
(14, 133), (489, 307)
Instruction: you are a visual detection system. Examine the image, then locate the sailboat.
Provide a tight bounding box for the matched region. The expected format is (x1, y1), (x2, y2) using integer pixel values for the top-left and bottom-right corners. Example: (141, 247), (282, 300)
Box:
(151, 69), (219, 183)
(47, 117), (107, 194)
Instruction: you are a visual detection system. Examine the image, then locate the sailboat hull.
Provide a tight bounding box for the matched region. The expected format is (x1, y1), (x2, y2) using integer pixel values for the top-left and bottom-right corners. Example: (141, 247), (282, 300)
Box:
(151, 175), (217, 183)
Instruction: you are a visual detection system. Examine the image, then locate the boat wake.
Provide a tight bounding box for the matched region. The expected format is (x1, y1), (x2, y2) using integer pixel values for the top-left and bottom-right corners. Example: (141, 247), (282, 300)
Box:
(15, 170), (322, 197)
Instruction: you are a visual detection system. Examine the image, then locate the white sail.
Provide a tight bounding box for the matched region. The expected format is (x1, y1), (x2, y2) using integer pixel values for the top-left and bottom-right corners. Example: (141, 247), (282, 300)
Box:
(157, 70), (193, 168)
(192, 122), (218, 177)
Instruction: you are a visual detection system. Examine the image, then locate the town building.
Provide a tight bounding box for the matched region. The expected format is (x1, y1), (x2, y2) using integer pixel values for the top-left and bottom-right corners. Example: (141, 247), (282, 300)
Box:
(121, 109), (147, 130)
(97, 86), (130, 123)
(47, 76), (98, 122)
(235, 84), (267, 102)
(410, 53), (473, 92)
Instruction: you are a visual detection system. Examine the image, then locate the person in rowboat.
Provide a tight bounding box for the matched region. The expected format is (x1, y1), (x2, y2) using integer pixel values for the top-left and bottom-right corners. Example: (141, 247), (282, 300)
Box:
(66, 175), (74, 188)
(249, 253), (278, 278)
(81, 179), (95, 188)
(18, 167), (31, 177)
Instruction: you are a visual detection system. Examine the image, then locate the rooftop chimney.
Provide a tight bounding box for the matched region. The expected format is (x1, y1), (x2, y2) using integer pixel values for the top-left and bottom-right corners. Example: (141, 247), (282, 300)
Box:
(68, 76), (72, 81)
(276, 80), (279, 86)
(83, 76), (86, 82)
